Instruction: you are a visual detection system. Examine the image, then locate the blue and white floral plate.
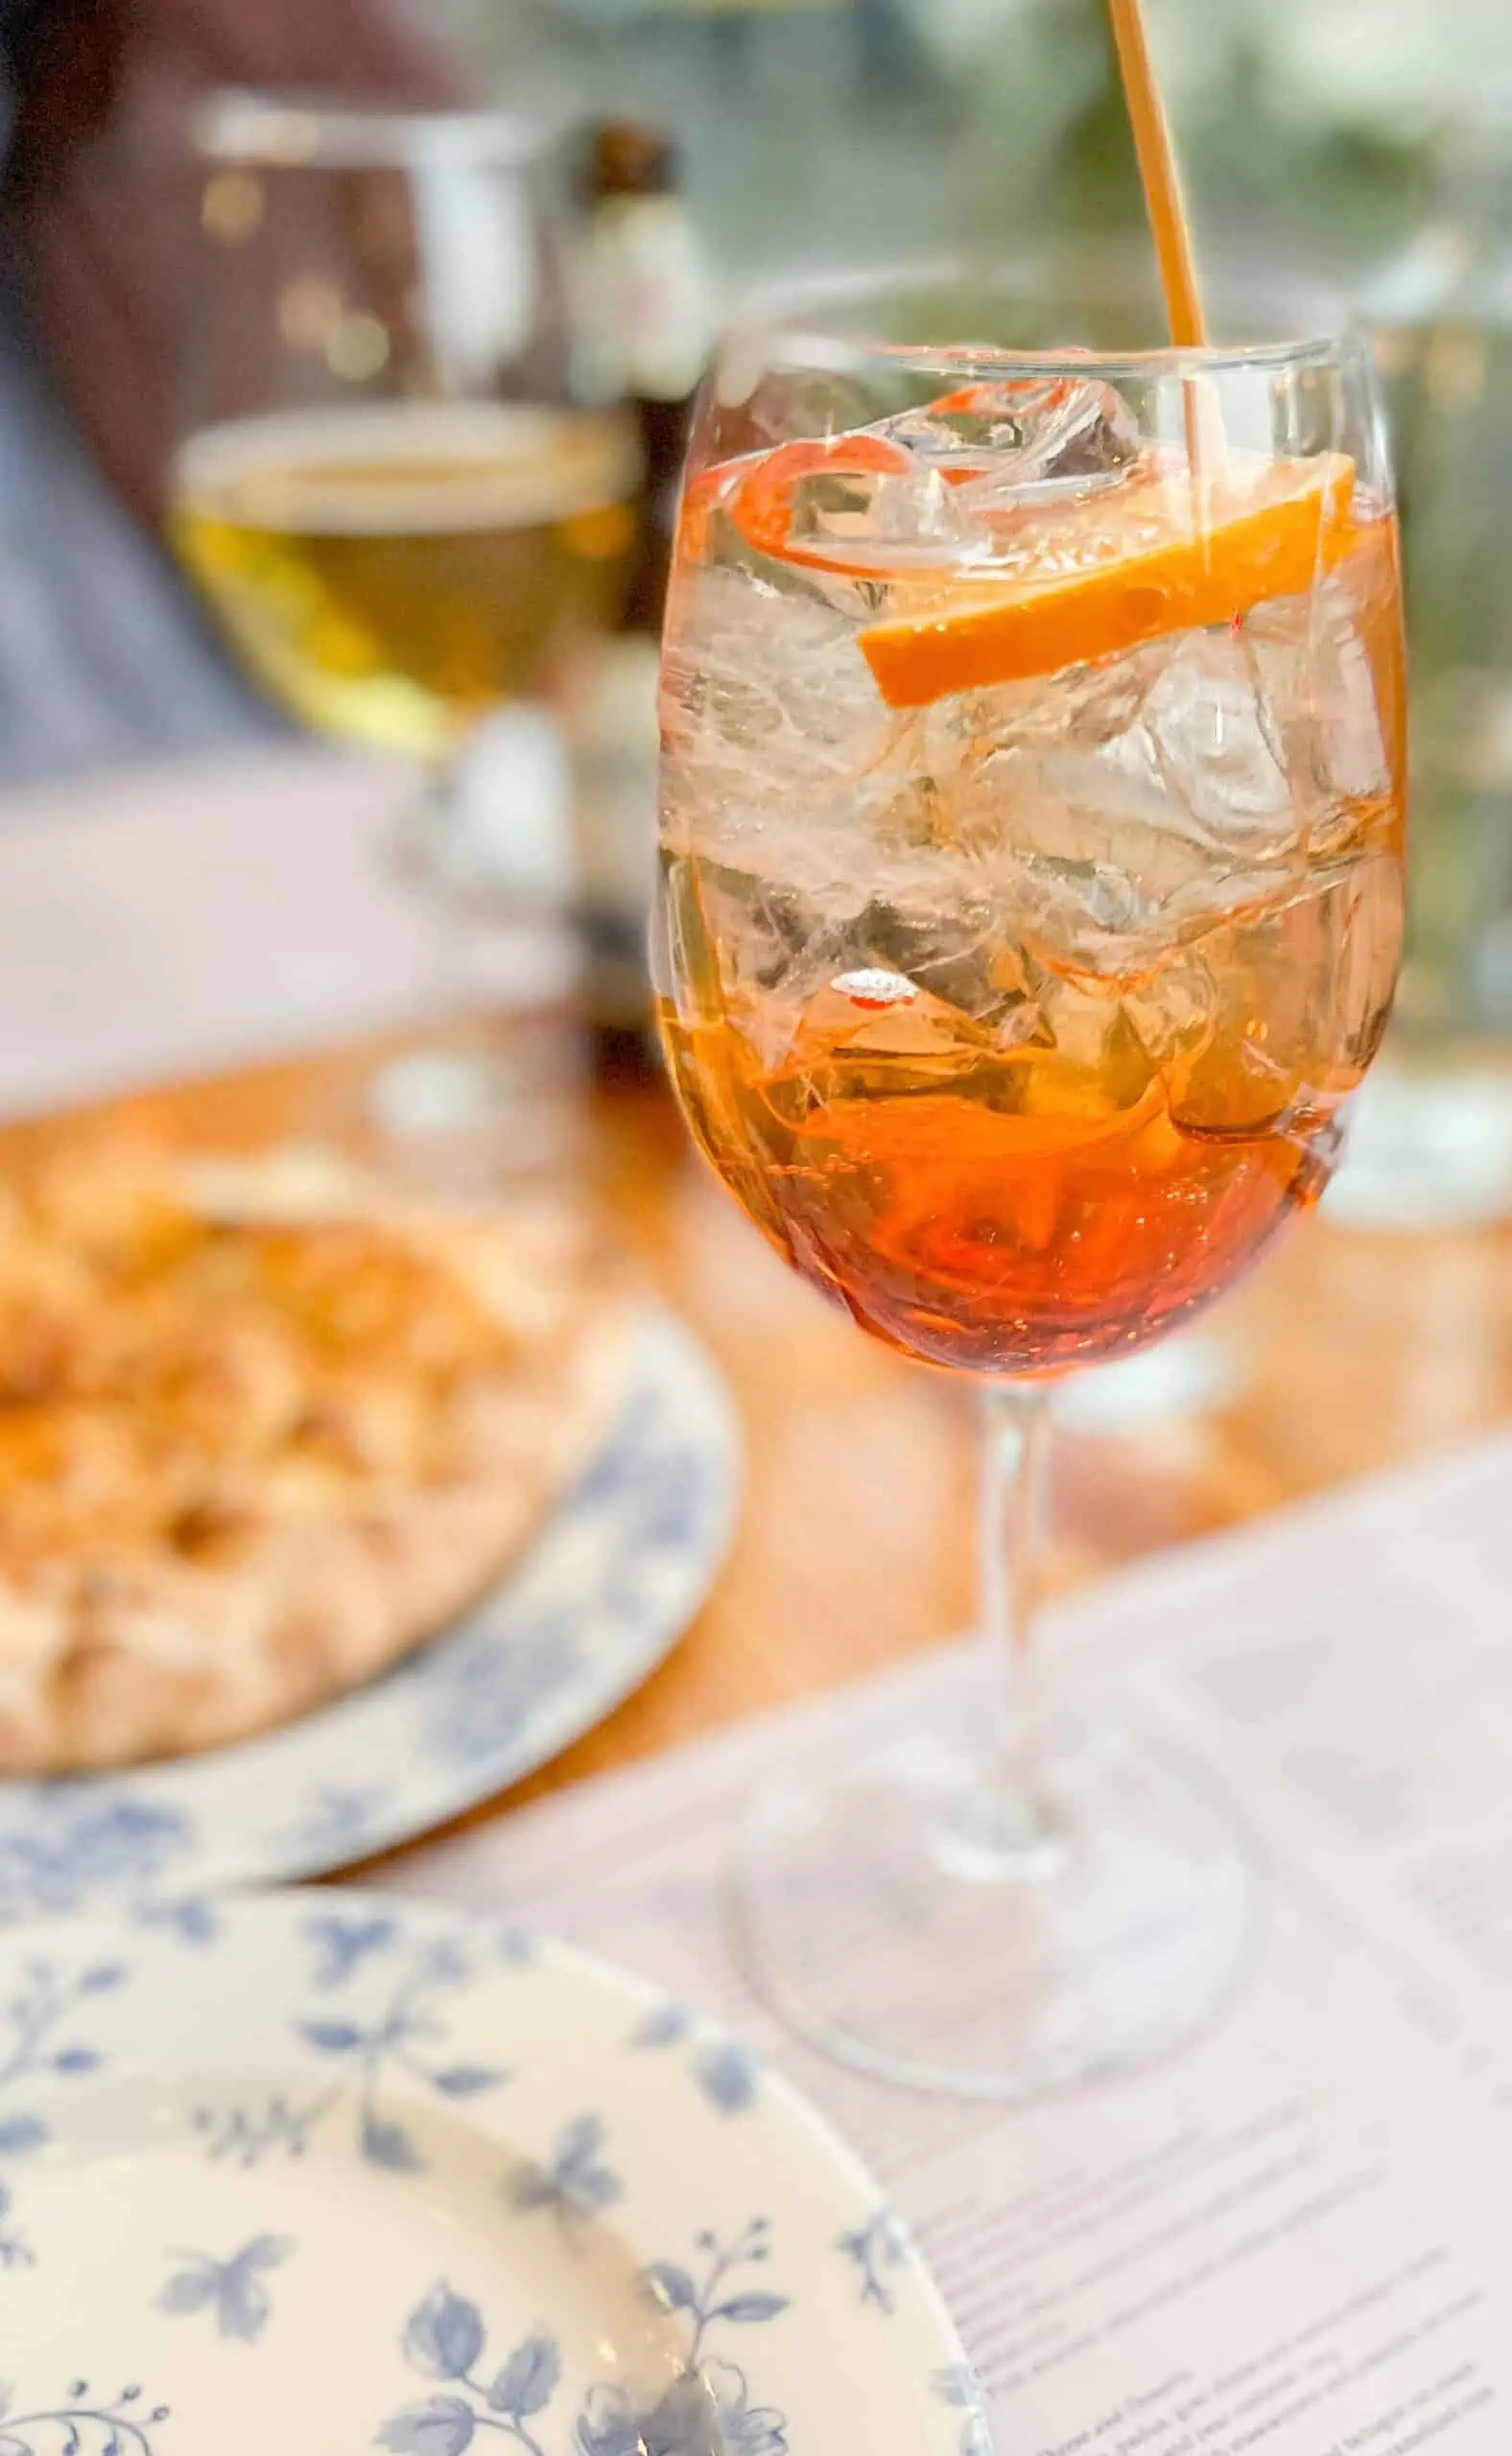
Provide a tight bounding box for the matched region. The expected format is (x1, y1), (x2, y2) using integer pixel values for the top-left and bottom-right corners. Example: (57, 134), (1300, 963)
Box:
(0, 1309), (738, 1929)
(0, 1888), (986, 2456)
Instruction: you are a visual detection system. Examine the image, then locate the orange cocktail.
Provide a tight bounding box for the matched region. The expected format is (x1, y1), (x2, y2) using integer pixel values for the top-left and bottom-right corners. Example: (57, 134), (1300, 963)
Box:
(658, 378), (1405, 1376)
(652, 281), (1406, 2101)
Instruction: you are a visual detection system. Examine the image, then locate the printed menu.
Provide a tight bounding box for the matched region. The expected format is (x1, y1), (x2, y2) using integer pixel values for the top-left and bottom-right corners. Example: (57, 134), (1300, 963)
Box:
(376, 1430), (1512, 2454)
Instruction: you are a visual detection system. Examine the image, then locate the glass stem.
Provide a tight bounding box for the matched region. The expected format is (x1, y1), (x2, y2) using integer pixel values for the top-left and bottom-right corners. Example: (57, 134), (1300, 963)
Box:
(396, 754), (468, 1012)
(977, 1381), (1056, 1858)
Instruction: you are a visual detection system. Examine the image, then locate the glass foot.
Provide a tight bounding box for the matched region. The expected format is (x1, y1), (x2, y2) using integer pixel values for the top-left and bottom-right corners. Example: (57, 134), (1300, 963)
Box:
(735, 1715), (1257, 2098)
(330, 1010), (589, 1200)
(366, 1046), (571, 1188)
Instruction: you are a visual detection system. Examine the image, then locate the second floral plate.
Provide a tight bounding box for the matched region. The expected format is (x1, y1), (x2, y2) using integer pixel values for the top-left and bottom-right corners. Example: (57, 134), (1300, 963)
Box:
(0, 1887), (986, 2456)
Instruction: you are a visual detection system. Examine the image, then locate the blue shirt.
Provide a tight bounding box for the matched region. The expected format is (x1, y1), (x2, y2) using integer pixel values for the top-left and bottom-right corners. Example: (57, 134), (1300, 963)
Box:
(0, 1), (273, 784)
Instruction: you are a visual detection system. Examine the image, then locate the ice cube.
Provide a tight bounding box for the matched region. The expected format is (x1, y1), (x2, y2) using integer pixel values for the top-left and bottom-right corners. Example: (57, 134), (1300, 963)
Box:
(1245, 579), (1392, 817)
(930, 644), (1166, 766)
(945, 716), (1269, 982)
(998, 842), (1193, 983)
(661, 853), (869, 1075)
(1137, 630), (1295, 855)
(1121, 950), (1217, 1079)
(1168, 848), (1404, 1136)
(660, 563), (896, 851)
(732, 384), (1145, 584)
(853, 898), (1054, 1039)
(886, 377), (1141, 495)
(782, 973), (1004, 1108)
(786, 462), (969, 565)
(925, 613), (1329, 984)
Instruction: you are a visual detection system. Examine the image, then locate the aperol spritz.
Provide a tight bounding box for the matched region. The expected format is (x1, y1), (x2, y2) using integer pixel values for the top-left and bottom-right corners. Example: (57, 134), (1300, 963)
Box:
(655, 293), (1406, 2096)
(660, 382), (1404, 1375)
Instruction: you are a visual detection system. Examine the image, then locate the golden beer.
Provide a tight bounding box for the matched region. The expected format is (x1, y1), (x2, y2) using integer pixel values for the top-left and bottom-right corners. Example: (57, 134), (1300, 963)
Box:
(171, 401), (638, 758)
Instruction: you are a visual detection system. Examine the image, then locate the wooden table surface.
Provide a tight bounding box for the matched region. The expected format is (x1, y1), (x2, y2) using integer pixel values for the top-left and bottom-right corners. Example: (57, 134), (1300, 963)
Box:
(11, 1037), (1512, 1863)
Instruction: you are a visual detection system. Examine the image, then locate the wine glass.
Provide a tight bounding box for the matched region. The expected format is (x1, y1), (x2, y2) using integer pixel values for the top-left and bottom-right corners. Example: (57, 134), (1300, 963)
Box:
(168, 94), (640, 1169)
(655, 275), (1406, 2095)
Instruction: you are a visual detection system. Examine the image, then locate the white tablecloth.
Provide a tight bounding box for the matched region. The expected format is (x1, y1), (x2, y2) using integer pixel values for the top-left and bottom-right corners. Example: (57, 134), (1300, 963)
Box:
(0, 743), (570, 1118)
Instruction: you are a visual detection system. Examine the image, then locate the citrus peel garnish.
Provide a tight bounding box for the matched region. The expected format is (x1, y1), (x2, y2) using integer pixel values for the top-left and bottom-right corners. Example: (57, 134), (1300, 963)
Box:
(727, 433), (914, 571)
(856, 451), (1359, 706)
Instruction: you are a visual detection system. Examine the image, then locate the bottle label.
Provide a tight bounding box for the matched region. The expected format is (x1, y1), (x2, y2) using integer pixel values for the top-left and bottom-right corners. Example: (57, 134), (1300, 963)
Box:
(583, 197), (714, 405)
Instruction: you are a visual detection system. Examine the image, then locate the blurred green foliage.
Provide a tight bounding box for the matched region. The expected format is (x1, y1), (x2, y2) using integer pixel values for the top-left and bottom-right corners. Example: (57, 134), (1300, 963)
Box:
(957, 0), (1436, 278)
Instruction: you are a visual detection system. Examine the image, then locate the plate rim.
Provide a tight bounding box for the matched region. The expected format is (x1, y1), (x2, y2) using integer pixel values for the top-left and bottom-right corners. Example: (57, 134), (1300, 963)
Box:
(264, 1303), (743, 1886)
(0, 1883), (986, 2456)
(0, 1303), (741, 1916)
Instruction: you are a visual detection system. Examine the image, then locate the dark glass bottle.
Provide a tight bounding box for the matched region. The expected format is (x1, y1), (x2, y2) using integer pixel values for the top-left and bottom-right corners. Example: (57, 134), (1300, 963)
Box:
(574, 117), (712, 1073)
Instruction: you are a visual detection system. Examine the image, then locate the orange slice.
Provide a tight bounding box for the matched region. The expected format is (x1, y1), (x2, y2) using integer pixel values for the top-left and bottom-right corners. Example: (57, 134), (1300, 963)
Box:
(857, 451), (1358, 708)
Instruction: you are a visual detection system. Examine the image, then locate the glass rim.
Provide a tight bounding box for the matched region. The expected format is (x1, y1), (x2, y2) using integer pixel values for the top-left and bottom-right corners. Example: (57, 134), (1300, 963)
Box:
(194, 88), (552, 172)
(721, 260), (1365, 382)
